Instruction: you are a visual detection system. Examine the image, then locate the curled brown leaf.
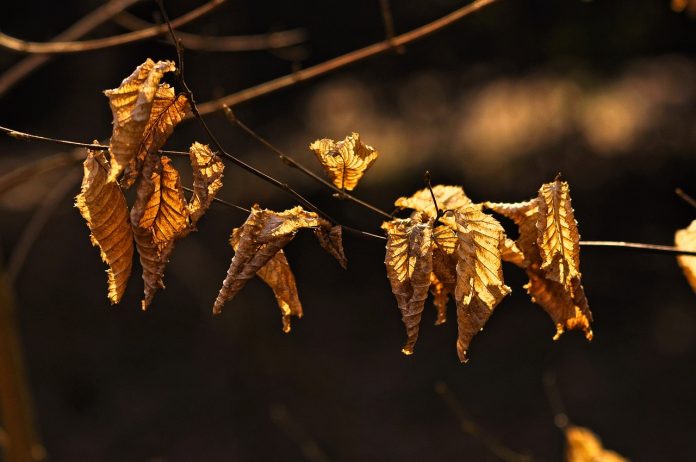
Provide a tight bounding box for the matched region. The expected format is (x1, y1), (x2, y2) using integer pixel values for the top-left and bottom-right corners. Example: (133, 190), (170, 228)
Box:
(309, 132), (379, 191)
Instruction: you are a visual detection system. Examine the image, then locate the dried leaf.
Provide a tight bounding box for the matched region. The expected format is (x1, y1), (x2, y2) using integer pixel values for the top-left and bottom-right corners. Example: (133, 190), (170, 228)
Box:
(395, 185), (471, 218)
(187, 142), (224, 225)
(382, 212), (434, 355)
(214, 206), (320, 328)
(453, 205), (510, 362)
(314, 220), (347, 269)
(675, 220), (696, 292)
(537, 179), (581, 289)
(130, 156), (189, 309)
(309, 132), (379, 191)
(565, 426), (628, 462)
(121, 86), (190, 187)
(485, 181), (593, 341)
(75, 148), (134, 304)
(430, 224), (458, 325)
(104, 59), (176, 182)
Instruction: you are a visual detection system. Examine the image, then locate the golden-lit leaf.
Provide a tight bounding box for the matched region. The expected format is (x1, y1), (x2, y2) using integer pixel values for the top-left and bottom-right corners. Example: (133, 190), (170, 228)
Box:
(314, 220), (347, 269)
(675, 220), (696, 292)
(485, 181), (593, 341)
(382, 212), (434, 355)
(429, 273), (448, 325)
(230, 229), (302, 333)
(214, 206), (320, 327)
(453, 205), (510, 362)
(103, 59), (176, 182)
(130, 156), (189, 309)
(565, 426), (628, 462)
(537, 179), (581, 289)
(187, 142), (224, 225)
(121, 86), (190, 187)
(430, 224), (458, 325)
(75, 148), (134, 304)
(309, 132), (379, 191)
(395, 185), (471, 218)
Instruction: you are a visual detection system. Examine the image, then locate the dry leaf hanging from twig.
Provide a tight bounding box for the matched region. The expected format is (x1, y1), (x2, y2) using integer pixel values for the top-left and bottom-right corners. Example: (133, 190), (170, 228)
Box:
(395, 185), (471, 218)
(214, 205), (320, 331)
(187, 142), (224, 226)
(314, 220), (347, 269)
(675, 220), (696, 292)
(309, 132), (379, 191)
(565, 426), (628, 462)
(430, 224), (458, 325)
(75, 148), (134, 304)
(104, 59), (176, 183)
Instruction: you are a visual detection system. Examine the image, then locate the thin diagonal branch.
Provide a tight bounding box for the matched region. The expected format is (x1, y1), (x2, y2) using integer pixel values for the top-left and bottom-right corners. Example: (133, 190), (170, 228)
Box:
(580, 240), (696, 257)
(0, 0), (142, 97)
(196, 0), (499, 114)
(112, 11), (308, 51)
(0, 0), (225, 54)
(676, 188), (696, 210)
(223, 107), (392, 219)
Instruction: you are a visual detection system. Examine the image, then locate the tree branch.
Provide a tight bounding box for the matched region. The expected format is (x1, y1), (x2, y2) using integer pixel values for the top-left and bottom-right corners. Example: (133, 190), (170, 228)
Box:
(0, 0), (225, 54)
(196, 0), (498, 115)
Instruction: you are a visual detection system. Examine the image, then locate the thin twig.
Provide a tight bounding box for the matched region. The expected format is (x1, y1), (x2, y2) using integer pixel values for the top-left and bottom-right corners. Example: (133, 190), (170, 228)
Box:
(196, 0), (498, 114)
(223, 107), (392, 219)
(181, 185), (249, 214)
(579, 240), (696, 257)
(7, 168), (81, 284)
(676, 188), (696, 210)
(378, 0), (405, 53)
(435, 381), (534, 462)
(424, 170), (443, 219)
(0, 0), (143, 97)
(113, 11), (308, 51)
(0, 0), (225, 54)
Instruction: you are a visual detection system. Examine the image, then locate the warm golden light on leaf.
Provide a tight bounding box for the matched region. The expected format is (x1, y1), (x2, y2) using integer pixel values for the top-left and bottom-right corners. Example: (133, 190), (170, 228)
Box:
(382, 212), (434, 355)
(395, 185), (471, 218)
(75, 148), (134, 304)
(675, 219), (696, 292)
(314, 220), (347, 269)
(430, 224), (458, 325)
(309, 132), (379, 191)
(187, 142), (224, 226)
(103, 59), (176, 183)
(565, 426), (628, 462)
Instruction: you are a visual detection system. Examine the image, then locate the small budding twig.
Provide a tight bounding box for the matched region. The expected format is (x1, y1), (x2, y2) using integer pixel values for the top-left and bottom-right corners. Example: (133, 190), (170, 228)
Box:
(676, 188), (696, 210)
(0, 0), (226, 54)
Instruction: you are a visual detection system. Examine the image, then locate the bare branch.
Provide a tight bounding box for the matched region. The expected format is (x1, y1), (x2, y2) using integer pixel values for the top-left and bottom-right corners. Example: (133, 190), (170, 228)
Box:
(0, 0), (225, 54)
(676, 188), (696, 210)
(580, 240), (696, 257)
(112, 11), (308, 52)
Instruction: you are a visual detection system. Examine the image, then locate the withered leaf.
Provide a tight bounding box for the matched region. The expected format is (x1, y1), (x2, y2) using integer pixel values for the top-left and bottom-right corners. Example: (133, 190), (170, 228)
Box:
(314, 220), (347, 269)
(565, 425), (628, 462)
(104, 59), (176, 183)
(382, 212), (434, 355)
(430, 224), (458, 325)
(130, 155), (189, 309)
(453, 205), (510, 362)
(395, 185), (471, 218)
(675, 220), (696, 292)
(230, 229), (302, 333)
(187, 142), (224, 226)
(214, 205), (320, 331)
(485, 180), (593, 341)
(75, 148), (134, 304)
(309, 132), (379, 191)
(122, 85), (190, 187)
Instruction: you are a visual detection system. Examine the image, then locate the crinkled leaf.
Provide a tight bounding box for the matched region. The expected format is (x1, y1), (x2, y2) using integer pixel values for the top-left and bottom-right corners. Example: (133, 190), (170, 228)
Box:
(104, 59), (176, 182)
(382, 213), (434, 355)
(430, 224), (458, 324)
(395, 185), (471, 218)
(309, 132), (379, 191)
(187, 142), (224, 225)
(75, 148), (134, 304)
(314, 220), (347, 269)
(565, 426), (628, 462)
(214, 206), (320, 330)
(675, 220), (696, 292)
(453, 205), (510, 362)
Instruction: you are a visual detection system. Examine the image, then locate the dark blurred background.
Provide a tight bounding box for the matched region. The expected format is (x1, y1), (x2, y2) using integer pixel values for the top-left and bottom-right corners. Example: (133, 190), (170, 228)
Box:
(1, 0), (695, 460)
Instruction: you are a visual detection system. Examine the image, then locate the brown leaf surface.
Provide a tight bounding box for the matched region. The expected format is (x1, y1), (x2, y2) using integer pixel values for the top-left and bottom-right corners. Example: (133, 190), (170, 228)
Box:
(430, 224), (458, 325)
(395, 185), (471, 218)
(309, 132), (379, 191)
(453, 205), (510, 362)
(104, 59), (176, 182)
(675, 219), (696, 292)
(130, 156), (190, 309)
(214, 206), (320, 329)
(565, 426), (628, 462)
(187, 142), (224, 226)
(75, 149), (134, 304)
(314, 220), (347, 269)
(382, 213), (434, 355)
